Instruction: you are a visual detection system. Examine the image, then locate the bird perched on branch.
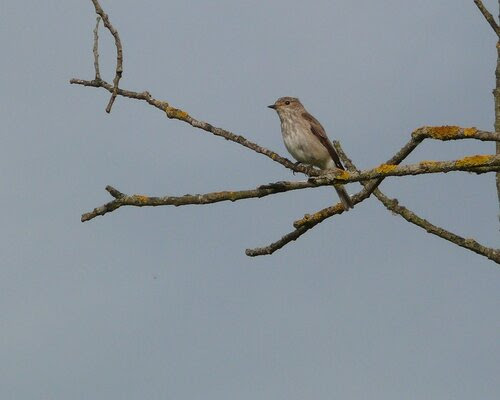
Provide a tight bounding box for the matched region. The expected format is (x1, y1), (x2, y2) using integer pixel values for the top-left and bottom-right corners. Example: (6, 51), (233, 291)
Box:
(268, 97), (353, 210)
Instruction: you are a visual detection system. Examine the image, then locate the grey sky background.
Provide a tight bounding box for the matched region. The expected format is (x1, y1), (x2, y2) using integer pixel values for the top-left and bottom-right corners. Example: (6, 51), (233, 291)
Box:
(1, 0), (499, 399)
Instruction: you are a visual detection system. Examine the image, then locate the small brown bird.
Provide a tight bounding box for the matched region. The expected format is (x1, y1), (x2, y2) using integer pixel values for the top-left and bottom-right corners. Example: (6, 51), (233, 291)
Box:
(268, 97), (353, 209)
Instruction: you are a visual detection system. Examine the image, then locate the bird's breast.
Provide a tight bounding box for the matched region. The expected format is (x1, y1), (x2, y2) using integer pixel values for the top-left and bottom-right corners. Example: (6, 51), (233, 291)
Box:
(280, 118), (329, 168)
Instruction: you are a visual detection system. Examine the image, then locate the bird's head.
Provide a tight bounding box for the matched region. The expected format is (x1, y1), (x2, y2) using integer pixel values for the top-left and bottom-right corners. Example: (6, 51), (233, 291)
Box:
(268, 97), (303, 115)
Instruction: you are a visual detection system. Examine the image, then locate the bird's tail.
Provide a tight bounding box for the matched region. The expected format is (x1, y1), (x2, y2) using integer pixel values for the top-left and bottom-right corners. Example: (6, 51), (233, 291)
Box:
(334, 185), (353, 210)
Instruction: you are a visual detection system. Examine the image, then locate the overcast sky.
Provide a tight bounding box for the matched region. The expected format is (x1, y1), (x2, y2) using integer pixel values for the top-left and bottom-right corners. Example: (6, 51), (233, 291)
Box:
(1, 1), (499, 399)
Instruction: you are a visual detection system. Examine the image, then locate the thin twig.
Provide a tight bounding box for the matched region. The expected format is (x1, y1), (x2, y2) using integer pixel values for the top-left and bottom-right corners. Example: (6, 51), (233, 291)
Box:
(92, 16), (101, 80)
(245, 226), (311, 257)
(474, 0), (500, 36)
(90, 0), (123, 112)
(81, 181), (316, 222)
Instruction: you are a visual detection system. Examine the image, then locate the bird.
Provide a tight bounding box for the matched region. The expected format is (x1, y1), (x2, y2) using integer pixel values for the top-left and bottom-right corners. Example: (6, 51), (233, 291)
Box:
(268, 96), (353, 210)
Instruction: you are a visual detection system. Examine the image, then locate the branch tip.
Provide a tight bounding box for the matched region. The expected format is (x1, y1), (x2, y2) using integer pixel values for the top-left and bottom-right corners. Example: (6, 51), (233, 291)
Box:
(106, 185), (125, 198)
(90, 0), (123, 112)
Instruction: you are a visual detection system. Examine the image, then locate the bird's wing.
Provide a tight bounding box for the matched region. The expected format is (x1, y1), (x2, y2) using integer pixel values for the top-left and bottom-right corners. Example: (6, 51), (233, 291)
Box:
(301, 112), (345, 170)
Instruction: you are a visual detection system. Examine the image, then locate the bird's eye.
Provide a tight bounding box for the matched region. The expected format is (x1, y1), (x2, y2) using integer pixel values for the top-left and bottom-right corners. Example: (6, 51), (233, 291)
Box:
(285, 100), (290, 105)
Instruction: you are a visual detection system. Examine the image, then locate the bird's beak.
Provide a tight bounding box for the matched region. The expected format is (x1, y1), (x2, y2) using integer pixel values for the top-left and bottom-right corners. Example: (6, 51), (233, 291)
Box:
(268, 104), (276, 110)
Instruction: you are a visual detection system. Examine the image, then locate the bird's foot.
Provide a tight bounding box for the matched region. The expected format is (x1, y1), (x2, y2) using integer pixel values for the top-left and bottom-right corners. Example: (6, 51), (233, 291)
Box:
(292, 161), (304, 175)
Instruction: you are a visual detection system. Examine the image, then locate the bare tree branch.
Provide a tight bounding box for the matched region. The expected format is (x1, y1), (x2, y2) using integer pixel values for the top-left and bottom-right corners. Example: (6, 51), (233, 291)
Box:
(245, 189), (369, 257)
(474, 1), (500, 221)
(334, 142), (500, 264)
(311, 154), (500, 184)
(245, 225), (312, 257)
(81, 182), (316, 222)
(413, 126), (500, 142)
(92, 16), (101, 80)
(371, 191), (500, 263)
(90, 0), (123, 112)
(474, 0), (500, 36)
(495, 0), (500, 224)
(81, 155), (500, 223)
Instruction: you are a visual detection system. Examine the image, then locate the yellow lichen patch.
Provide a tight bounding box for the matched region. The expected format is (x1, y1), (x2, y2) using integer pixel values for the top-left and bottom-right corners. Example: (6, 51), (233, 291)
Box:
(165, 106), (189, 120)
(296, 215), (311, 225)
(226, 191), (239, 202)
(332, 203), (345, 212)
(376, 164), (397, 174)
(419, 160), (439, 168)
(134, 195), (150, 203)
(411, 127), (424, 138)
(455, 154), (493, 168)
(463, 127), (478, 137)
(427, 125), (460, 139)
(336, 170), (350, 180)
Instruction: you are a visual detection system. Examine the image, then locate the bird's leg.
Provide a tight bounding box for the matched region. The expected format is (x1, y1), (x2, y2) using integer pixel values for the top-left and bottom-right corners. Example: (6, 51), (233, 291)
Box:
(293, 161), (304, 175)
